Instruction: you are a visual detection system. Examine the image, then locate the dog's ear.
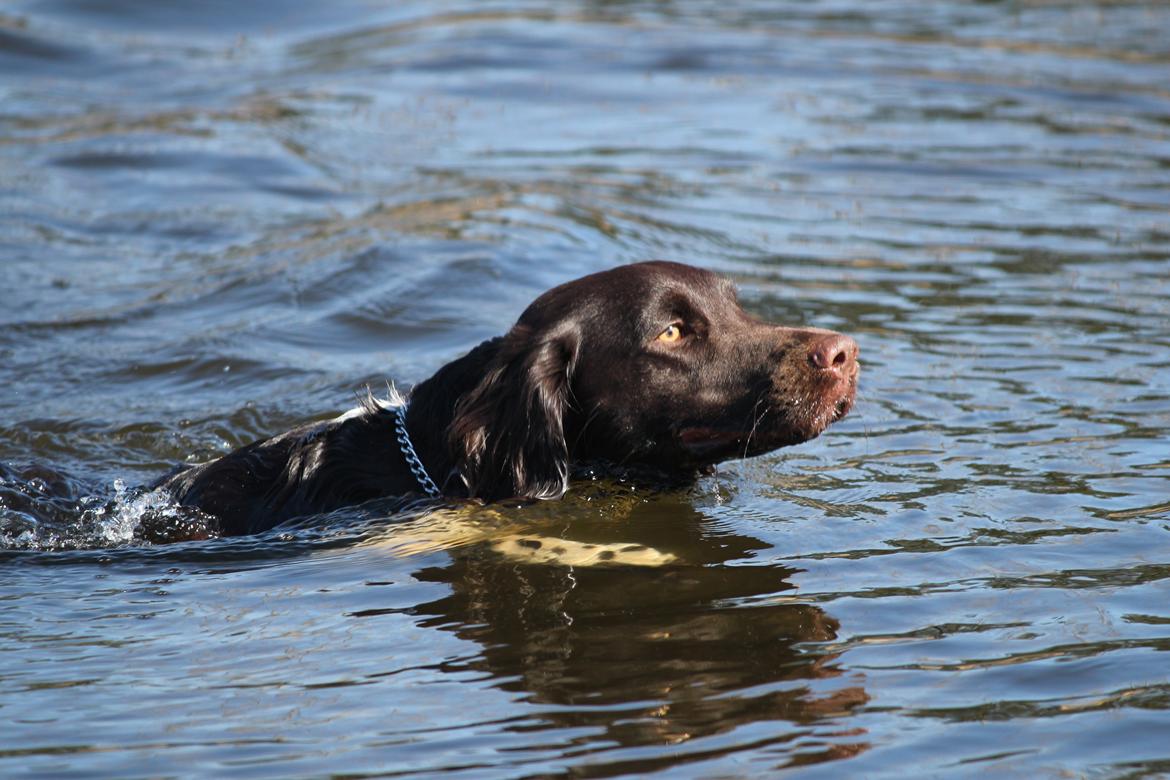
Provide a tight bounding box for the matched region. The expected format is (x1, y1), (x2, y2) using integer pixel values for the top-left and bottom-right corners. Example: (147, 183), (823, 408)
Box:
(449, 324), (578, 501)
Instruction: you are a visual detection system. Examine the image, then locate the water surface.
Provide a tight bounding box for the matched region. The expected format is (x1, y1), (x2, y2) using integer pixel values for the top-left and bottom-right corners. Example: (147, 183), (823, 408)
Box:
(3, 1), (1170, 777)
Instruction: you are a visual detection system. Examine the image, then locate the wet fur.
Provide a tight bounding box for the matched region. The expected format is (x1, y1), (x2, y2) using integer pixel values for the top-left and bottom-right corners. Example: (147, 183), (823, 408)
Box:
(159, 262), (859, 536)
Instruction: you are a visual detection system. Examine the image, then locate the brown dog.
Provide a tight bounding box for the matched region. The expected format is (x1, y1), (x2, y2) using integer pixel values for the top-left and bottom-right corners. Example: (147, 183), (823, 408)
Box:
(160, 262), (859, 535)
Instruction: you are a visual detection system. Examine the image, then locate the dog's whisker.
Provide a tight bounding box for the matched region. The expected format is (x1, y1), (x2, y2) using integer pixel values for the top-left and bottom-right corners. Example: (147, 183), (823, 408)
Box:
(743, 400), (771, 460)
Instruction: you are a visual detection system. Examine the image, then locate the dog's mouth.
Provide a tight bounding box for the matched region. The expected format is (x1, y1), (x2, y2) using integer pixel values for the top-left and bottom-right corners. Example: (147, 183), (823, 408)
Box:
(677, 365), (858, 463)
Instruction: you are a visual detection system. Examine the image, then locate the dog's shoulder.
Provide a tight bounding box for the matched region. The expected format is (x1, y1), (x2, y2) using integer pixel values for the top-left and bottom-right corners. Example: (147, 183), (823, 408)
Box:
(161, 408), (409, 535)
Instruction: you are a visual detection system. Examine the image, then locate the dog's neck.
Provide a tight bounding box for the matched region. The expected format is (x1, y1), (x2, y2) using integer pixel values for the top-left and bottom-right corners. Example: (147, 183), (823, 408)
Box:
(396, 337), (505, 495)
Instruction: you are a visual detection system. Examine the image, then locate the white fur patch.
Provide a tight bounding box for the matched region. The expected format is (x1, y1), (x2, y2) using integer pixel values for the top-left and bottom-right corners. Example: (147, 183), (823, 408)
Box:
(334, 383), (408, 423)
(334, 405), (369, 423)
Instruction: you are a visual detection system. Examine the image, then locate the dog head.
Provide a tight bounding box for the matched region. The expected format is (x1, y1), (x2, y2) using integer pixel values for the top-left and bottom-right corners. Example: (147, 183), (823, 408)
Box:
(449, 261), (859, 500)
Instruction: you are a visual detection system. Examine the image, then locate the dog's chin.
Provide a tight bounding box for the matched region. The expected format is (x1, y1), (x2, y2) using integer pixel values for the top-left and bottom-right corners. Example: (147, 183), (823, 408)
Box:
(677, 424), (806, 464)
(677, 427), (749, 461)
(677, 377), (857, 464)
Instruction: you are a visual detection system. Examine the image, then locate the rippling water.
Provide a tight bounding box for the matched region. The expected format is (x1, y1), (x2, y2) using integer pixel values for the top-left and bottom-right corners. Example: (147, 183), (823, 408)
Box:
(3, 1), (1170, 776)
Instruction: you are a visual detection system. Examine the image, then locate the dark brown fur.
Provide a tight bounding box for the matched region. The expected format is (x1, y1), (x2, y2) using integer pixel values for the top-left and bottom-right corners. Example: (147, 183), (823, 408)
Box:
(160, 262), (859, 535)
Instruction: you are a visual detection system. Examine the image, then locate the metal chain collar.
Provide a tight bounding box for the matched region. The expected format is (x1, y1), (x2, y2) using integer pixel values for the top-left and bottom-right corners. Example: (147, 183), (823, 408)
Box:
(394, 403), (442, 498)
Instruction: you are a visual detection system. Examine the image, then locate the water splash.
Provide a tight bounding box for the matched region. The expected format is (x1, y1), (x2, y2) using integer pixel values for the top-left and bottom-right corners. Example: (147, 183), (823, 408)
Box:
(84, 479), (157, 546)
(0, 467), (215, 551)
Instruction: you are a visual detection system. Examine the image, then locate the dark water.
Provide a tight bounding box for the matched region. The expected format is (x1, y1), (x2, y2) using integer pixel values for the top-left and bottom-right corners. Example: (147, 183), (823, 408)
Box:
(3, 1), (1170, 776)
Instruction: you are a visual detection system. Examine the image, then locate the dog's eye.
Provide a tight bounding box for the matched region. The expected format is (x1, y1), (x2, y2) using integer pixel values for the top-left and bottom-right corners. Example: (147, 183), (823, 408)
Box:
(657, 324), (684, 344)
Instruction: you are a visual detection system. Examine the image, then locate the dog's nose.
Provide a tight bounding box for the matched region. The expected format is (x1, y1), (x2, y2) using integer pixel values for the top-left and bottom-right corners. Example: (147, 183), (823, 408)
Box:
(808, 333), (858, 373)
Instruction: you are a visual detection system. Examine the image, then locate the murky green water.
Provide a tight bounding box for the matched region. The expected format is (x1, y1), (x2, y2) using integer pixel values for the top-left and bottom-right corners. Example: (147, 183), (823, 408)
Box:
(3, 2), (1169, 776)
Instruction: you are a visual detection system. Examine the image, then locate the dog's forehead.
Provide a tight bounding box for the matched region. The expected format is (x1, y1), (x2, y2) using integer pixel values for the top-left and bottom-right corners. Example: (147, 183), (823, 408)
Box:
(609, 260), (725, 292)
(523, 262), (734, 322)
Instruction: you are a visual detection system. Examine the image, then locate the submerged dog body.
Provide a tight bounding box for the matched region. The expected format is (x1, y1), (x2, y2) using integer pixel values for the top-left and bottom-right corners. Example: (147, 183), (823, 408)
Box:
(160, 262), (859, 535)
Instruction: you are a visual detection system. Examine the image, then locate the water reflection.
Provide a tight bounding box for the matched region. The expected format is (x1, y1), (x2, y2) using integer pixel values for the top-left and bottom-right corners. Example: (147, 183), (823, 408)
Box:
(369, 494), (869, 769)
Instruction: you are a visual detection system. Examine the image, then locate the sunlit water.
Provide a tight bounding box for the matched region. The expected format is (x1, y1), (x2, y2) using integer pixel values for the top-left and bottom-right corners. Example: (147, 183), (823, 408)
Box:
(2, 1), (1169, 777)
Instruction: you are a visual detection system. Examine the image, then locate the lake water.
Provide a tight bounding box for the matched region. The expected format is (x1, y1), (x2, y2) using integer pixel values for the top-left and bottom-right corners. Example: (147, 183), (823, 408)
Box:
(3, 1), (1169, 777)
